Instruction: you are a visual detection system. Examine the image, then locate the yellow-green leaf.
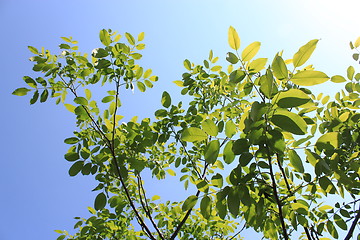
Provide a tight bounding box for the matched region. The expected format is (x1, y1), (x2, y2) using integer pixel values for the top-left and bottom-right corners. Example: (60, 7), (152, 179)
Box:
(331, 75), (346, 83)
(293, 39), (319, 68)
(272, 55), (288, 80)
(201, 119), (218, 136)
(242, 41), (261, 62)
(204, 140), (220, 164)
(354, 36), (360, 48)
(316, 132), (341, 151)
(99, 29), (111, 46)
(289, 149), (304, 173)
(248, 58), (267, 73)
(228, 26), (240, 50)
(291, 70), (329, 86)
(181, 127), (207, 142)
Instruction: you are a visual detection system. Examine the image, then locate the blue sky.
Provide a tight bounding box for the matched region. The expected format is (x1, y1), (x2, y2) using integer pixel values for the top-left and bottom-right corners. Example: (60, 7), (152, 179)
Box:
(1, 0), (359, 239)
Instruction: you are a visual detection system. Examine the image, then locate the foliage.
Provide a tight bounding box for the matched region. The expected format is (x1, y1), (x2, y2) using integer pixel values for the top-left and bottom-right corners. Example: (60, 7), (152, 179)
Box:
(14, 27), (360, 239)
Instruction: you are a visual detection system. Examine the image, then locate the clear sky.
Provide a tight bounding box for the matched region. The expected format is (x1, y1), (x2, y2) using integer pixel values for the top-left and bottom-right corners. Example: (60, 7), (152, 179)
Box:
(1, 0), (359, 239)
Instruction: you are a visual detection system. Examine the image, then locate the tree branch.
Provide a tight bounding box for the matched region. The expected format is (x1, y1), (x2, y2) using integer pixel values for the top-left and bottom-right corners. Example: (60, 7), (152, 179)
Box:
(344, 203), (360, 240)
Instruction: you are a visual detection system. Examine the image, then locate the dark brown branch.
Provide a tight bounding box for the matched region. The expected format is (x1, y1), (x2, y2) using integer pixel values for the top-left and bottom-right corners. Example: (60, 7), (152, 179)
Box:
(344, 203), (360, 240)
(275, 154), (313, 240)
(137, 174), (165, 239)
(169, 163), (209, 240)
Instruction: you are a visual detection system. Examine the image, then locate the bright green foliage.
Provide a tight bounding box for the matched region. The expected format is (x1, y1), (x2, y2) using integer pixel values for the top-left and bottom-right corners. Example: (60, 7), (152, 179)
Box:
(15, 27), (360, 240)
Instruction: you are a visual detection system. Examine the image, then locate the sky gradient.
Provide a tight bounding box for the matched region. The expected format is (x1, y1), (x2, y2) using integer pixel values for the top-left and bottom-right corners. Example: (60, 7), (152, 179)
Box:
(1, 0), (359, 239)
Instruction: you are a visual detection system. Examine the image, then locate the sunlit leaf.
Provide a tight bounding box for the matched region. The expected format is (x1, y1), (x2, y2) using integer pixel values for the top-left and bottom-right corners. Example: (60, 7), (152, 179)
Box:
(272, 55), (288, 80)
(316, 132), (341, 151)
(248, 58), (267, 72)
(225, 120), (236, 138)
(291, 70), (329, 86)
(331, 75), (346, 83)
(99, 29), (111, 46)
(242, 41), (261, 62)
(202, 119), (218, 136)
(293, 39), (318, 67)
(181, 127), (207, 142)
(228, 26), (240, 50)
(12, 88), (31, 96)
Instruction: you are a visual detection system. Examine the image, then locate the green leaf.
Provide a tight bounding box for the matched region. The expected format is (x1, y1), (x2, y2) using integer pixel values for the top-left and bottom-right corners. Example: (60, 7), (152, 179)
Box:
(182, 195), (198, 211)
(354, 36), (360, 48)
(291, 70), (329, 86)
(316, 132), (341, 151)
(204, 140), (220, 164)
(201, 119), (218, 136)
(273, 89), (311, 108)
(137, 82), (146, 92)
(242, 41), (261, 62)
(94, 192), (107, 210)
(183, 59), (191, 71)
(223, 141), (235, 164)
(24, 76), (37, 88)
(239, 152), (253, 167)
(181, 127), (207, 142)
(64, 137), (79, 144)
(288, 149), (304, 173)
(229, 70), (246, 85)
(334, 214), (347, 230)
(227, 187), (240, 217)
(69, 161), (84, 176)
(125, 32), (135, 45)
(200, 196), (212, 219)
(228, 26), (240, 50)
(319, 176), (337, 194)
(232, 138), (250, 155)
(40, 89), (49, 103)
(211, 174), (223, 188)
(12, 88), (31, 96)
(74, 97), (88, 105)
(326, 221), (338, 239)
(30, 90), (39, 104)
(65, 152), (80, 162)
(347, 66), (355, 80)
(102, 96), (115, 103)
(28, 46), (39, 54)
(272, 55), (288, 80)
(248, 58), (267, 72)
(225, 120), (236, 138)
(293, 39), (319, 67)
(161, 91), (171, 108)
(259, 73), (276, 99)
(99, 29), (111, 46)
(271, 109), (307, 135)
(92, 48), (109, 58)
(331, 75), (346, 83)
(226, 52), (239, 64)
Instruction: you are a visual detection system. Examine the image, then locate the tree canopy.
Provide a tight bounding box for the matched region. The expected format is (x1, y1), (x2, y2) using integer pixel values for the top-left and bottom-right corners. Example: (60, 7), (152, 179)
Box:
(14, 27), (360, 239)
